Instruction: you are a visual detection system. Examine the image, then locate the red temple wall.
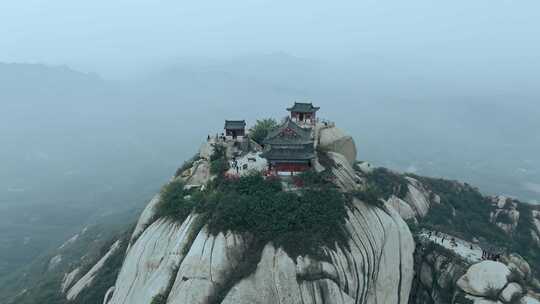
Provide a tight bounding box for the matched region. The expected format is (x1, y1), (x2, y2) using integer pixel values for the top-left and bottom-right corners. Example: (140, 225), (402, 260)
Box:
(273, 163), (310, 172)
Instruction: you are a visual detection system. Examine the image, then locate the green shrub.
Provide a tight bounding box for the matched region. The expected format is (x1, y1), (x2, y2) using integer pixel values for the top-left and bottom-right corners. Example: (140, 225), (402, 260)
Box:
(512, 202), (540, 274)
(508, 293), (524, 304)
(155, 180), (195, 222)
(74, 239), (129, 304)
(210, 158), (229, 176)
(155, 166), (351, 280)
(367, 168), (409, 199)
(174, 154), (200, 178)
(495, 212), (514, 225)
(507, 267), (525, 285)
(483, 284), (500, 301)
(351, 186), (385, 208)
(150, 294), (167, 304)
(200, 171), (349, 259)
(316, 148), (337, 169)
(406, 219), (419, 234)
(410, 175), (510, 246)
(296, 170), (334, 188)
(209, 144), (229, 176)
(210, 144), (227, 162)
(453, 293), (474, 304)
(249, 118), (278, 144)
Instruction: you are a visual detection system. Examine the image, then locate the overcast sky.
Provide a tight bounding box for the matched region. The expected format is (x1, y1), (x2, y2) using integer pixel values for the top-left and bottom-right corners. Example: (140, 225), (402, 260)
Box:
(1, 0), (540, 78)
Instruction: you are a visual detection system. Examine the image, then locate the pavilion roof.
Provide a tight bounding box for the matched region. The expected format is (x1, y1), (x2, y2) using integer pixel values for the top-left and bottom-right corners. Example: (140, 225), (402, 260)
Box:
(263, 117), (313, 145)
(224, 120), (246, 130)
(286, 102), (320, 113)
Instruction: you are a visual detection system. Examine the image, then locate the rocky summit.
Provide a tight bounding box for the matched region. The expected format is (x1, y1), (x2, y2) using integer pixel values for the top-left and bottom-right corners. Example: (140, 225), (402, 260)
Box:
(6, 115), (540, 304)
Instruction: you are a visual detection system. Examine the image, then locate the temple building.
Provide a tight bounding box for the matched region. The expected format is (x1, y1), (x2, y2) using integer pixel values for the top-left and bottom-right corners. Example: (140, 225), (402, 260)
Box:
(224, 120), (246, 139)
(261, 117), (315, 174)
(287, 102), (320, 125)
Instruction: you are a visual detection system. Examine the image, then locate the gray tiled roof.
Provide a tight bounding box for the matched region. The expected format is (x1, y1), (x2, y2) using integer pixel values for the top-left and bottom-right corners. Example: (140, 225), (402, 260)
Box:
(224, 120), (246, 130)
(261, 145), (315, 161)
(286, 102), (320, 113)
(261, 117), (315, 162)
(263, 118), (312, 145)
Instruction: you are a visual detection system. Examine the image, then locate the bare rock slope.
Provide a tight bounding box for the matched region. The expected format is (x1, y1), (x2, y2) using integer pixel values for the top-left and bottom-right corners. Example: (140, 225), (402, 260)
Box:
(98, 126), (417, 304)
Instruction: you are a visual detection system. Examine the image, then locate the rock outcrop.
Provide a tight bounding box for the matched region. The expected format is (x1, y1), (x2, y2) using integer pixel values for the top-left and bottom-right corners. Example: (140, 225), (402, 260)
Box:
(387, 195), (417, 220)
(61, 267), (81, 293)
(107, 216), (201, 304)
(67, 240), (121, 301)
(103, 196), (414, 304)
(532, 210), (540, 247)
(456, 261), (510, 297)
(410, 234), (539, 304)
(410, 240), (469, 304)
(44, 122), (539, 304)
(96, 125), (419, 304)
(489, 196), (520, 234)
(318, 125), (357, 166)
(403, 177), (434, 218)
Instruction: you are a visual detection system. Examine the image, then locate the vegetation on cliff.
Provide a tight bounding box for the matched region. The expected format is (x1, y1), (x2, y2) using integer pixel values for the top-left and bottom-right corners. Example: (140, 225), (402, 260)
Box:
(409, 175), (508, 244)
(410, 174), (540, 275)
(365, 168), (409, 199)
(5, 228), (131, 304)
(513, 202), (539, 274)
(153, 146), (351, 261)
(157, 170), (349, 259)
(248, 118), (278, 144)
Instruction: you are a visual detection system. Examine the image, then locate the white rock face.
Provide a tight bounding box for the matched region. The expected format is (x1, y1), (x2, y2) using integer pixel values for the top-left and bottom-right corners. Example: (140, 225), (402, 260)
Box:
(504, 253), (531, 281)
(534, 219), (540, 240)
(59, 234), (79, 249)
(48, 254), (63, 271)
(533, 230), (540, 247)
(67, 240), (121, 301)
(457, 261), (510, 297)
(166, 228), (251, 304)
(219, 200), (414, 304)
(327, 152), (361, 191)
(105, 198), (414, 304)
(489, 196), (521, 234)
(107, 216), (201, 304)
(500, 282), (523, 303)
(185, 159), (211, 187)
(356, 161), (374, 174)
(61, 267), (81, 293)
(199, 141), (215, 160)
(102, 127), (415, 304)
(404, 177), (432, 217)
(129, 194), (160, 245)
(387, 195), (417, 220)
(495, 196), (508, 209)
(103, 287), (115, 304)
(318, 125), (357, 165)
(522, 295), (540, 304)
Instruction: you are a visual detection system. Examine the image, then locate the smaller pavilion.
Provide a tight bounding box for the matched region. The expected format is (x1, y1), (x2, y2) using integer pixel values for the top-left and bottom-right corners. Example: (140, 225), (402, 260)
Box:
(287, 102), (320, 125)
(224, 120), (246, 139)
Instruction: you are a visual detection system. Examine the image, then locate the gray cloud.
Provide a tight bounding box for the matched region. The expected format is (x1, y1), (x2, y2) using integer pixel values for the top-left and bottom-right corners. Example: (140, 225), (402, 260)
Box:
(1, 1), (539, 78)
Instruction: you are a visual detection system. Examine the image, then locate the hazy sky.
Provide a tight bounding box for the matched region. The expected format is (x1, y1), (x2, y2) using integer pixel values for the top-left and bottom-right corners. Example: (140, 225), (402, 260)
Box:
(2, 0), (539, 78)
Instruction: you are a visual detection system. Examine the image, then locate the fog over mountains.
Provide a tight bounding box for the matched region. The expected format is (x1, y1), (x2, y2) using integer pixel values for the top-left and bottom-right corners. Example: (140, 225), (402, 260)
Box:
(1, 53), (539, 283)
